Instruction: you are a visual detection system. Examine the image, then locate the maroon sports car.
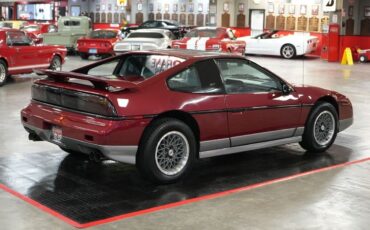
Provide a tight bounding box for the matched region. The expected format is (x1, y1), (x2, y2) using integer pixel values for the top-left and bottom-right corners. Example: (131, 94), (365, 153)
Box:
(21, 50), (353, 183)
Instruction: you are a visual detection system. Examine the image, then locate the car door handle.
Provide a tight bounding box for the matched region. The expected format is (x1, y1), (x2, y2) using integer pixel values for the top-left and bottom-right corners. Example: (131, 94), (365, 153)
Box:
(228, 108), (245, 113)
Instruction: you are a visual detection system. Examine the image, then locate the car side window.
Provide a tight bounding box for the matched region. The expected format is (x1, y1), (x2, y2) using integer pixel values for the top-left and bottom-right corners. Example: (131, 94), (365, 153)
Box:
(167, 59), (224, 94)
(167, 67), (202, 93)
(216, 59), (281, 94)
(6, 31), (32, 46)
(87, 59), (120, 77)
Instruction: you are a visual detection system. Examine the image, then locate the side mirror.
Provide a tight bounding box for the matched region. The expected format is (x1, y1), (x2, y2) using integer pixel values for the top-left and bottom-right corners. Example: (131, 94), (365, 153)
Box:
(282, 84), (291, 95)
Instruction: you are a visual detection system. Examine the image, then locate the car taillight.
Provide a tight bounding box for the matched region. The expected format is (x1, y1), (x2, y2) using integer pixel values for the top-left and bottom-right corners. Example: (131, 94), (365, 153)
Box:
(32, 84), (118, 117)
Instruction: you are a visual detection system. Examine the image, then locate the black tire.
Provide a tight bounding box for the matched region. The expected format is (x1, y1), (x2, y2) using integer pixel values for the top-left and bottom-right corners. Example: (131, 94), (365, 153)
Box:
(137, 118), (197, 184)
(0, 60), (8, 87)
(49, 56), (62, 71)
(299, 102), (338, 153)
(281, 44), (296, 59)
(79, 52), (89, 60)
(359, 55), (368, 63)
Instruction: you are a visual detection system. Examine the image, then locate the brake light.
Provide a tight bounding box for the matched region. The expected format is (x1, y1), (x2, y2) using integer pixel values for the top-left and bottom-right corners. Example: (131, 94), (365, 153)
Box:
(32, 84), (118, 117)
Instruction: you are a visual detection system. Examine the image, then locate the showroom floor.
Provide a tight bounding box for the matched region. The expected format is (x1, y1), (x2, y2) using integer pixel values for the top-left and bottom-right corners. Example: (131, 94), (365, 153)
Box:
(0, 55), (369, 230)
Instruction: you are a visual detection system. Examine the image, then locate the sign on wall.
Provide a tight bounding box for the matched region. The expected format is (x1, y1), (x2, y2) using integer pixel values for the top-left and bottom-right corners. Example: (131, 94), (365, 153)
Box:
(322, 0), (336, 12)
(117, 0), (127, 7)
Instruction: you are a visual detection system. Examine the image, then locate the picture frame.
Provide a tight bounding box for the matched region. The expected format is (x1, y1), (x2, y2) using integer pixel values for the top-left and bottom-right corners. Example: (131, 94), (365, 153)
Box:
(137, 3), (142, 11)
(348, 5), (353, 17)
(268, 3), (274, 14)
(101, 4), (106, 11)
(278, 4), (285, 14)
(198, 3), (203, 13)
(365, 6), (370, 17)
(149, 3), (153, 12)
(289, 5), (295, 14)
(223, 2), (229, 12)
(96, 4), (100, 12)
(164, 4), (169, 12)
(157, 3), (161, 12)
(108, 4), (112, 11)
(238, 3), (244, 12)
(300, 5), (307, 15)
(173, 4), (178, 13)
(188, 3), (194, 13)
(312, 5), (319, 16)
(71, 5), (81, 16)
(180, 3), (186, 12)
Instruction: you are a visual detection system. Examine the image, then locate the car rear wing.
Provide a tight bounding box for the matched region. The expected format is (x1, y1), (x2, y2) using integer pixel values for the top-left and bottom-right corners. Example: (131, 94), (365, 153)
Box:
(34, 69), (137, 92)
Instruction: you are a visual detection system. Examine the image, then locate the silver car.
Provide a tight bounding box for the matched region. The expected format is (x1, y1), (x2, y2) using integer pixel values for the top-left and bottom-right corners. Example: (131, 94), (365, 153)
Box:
(114, 29), (175, 53)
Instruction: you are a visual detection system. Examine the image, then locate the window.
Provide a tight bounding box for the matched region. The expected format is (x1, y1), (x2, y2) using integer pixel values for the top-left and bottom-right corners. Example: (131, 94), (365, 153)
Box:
(168, 60), (224, 94)
(6, 31), (32, 46)
(216, 59), (281, 94)
(167, 67), (202, 92)
(89, 30), (117, 39)
(64, 20), (80, 26)
(141, 21), (159, 28)
(48, 25), (57, 32)
(87, 59), (120, 78)
(127, 32), (164, 39)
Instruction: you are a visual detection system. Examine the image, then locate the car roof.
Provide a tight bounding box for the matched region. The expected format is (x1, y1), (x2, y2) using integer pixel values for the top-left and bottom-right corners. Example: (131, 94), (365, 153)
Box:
(133, 28), (171, 33)
(126, 49), (244, 60)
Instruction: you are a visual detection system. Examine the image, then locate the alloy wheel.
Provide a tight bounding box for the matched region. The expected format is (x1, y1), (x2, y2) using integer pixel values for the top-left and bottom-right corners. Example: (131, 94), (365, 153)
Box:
(313, 111), (335, 146)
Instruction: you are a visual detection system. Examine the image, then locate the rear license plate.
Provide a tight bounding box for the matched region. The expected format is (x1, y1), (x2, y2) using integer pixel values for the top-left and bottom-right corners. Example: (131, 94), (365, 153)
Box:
(89, 48), (98, 54)
(51, 126), (62, 143)
(132, 45), (140, 50)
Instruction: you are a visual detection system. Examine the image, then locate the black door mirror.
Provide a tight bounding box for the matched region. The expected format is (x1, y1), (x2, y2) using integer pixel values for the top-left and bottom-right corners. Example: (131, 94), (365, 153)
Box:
(282, 83), (291, 95)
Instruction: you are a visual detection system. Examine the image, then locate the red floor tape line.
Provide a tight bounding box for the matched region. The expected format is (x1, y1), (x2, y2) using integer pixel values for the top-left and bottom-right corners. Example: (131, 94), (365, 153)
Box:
(1, 156), (370, 229)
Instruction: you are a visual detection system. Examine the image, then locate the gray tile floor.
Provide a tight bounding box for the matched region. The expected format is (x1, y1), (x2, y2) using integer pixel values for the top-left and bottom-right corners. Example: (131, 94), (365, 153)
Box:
(0, 55), (369, 229)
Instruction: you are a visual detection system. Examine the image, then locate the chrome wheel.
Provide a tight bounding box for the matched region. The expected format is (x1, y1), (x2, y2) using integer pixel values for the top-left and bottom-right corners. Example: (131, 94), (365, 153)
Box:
(313, 111), (335, 146)
(282, 45), (295, 59)
(50, 57), (61, 71)
(155, 131), (189, 176)
(0, 63), (6, 84)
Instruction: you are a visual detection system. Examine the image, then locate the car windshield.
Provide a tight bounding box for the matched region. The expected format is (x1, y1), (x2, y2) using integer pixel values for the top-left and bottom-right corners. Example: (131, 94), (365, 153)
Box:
(127, 32), (164, 39)
(22, 25), (40, 32)
(185, 29), (218, 38)
(89, 30), (117, 38)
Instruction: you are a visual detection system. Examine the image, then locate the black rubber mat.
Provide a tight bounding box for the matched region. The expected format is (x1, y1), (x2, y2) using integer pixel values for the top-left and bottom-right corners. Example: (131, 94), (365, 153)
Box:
(0, 143), (353, 224)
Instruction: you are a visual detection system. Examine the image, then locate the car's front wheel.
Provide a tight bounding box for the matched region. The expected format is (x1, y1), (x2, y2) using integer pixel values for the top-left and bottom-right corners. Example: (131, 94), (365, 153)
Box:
(300, 102), (338, 153)
(49, 56), (62, 71)
(281, 44), (296, 59)
(137, 118), (196, 184)
(0, 60), (8, 87)
(359, 55), (368, 63)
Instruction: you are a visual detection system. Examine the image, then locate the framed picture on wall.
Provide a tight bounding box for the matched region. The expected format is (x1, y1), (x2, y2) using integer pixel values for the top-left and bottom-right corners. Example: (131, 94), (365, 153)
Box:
(312, 5), (319, 16)
(268, 3), (274, 13)
(348, 6), (353, 17)
(198, 3), (203, 13)
(101, 4), (106, 11)
(300, 5), (307, 15)
(289, 5), (295, 14)
(278, 4), (285, 14)
(164, 4), (169, 12)
(238, 3), (244, 12)
(96, 4), (100, 11)
(189, 4), (194, 12)
(223, 2), (229, 12)
(173, 4), (178, 12)
(180, 3), (186, 12)
(137, 3), (142, 11)
(149, 3), (153, 12)
(108, 4), (112, 11)
(71, 5), (80, 16)
(157, 3), (162, 12)
(365, 6), (370, 17)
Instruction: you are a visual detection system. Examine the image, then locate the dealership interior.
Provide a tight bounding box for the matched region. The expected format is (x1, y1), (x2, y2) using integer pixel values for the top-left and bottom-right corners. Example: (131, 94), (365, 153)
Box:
(0, 0), (370, 229)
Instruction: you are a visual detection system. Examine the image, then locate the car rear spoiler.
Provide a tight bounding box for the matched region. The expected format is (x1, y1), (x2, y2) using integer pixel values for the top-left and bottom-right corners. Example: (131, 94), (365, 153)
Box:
(34, 69), (137, 92)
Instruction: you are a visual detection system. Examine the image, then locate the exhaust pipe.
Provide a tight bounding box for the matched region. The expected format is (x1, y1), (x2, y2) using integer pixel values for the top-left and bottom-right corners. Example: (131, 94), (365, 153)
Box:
(29, 133), (42, 141)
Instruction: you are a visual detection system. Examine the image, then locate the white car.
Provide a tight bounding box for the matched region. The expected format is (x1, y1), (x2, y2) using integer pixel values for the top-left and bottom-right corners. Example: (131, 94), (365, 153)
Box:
(114, 29), (175, 53)
(238, 30), (318, 59)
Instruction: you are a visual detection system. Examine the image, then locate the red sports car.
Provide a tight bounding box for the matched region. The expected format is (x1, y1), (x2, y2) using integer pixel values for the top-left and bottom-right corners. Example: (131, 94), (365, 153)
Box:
(172, 27), (246, 55)
(21, 50), (353, 183)
(22, 23), (57, 44)
(76, 29), (121, 59)
(0, 28), (67, 86)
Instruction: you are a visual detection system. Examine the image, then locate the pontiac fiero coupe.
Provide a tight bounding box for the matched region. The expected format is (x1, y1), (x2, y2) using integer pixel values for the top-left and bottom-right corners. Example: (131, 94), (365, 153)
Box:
(21, 50), (353, 183)
(0, 28), (67, 86)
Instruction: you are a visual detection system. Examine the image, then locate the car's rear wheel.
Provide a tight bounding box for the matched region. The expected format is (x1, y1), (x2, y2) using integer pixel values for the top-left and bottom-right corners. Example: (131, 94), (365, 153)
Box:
(300, 102), (338, 153)
(79, 53), (89, 60)
(359, 55), (368, 63)
(49, 56), (62, 71)
(137, 118), (196, 184)
(0, 60), (8, 87)
(281, 44), (296, 59)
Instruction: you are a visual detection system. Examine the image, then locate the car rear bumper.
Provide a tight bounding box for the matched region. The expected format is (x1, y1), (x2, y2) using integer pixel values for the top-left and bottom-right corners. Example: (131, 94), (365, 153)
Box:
(21, 102), (151, 164)
(23, 123), (138, 164)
